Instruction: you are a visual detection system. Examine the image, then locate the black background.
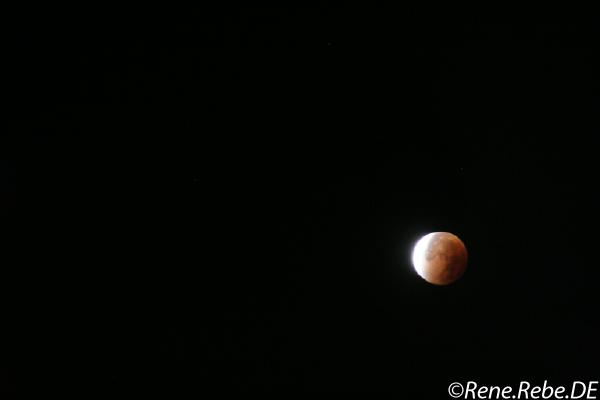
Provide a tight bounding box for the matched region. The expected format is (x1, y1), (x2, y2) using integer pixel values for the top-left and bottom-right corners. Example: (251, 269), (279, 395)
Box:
(11, 6), (600, 394)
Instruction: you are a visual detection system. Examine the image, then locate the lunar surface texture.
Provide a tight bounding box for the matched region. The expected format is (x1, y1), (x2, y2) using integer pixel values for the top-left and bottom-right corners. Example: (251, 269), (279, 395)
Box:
(412, 232), (468, 285)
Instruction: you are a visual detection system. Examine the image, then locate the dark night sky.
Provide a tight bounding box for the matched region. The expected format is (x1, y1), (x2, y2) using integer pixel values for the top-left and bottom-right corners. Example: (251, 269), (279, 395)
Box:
(12, 7), (600, 393)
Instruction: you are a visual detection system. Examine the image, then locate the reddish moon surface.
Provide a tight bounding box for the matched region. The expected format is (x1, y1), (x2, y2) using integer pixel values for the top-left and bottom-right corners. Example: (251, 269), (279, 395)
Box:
(412, 232), (468, 285)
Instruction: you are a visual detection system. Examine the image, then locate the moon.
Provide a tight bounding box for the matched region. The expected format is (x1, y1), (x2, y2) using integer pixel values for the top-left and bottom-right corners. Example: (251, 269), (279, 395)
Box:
(412, 232), (468, 285)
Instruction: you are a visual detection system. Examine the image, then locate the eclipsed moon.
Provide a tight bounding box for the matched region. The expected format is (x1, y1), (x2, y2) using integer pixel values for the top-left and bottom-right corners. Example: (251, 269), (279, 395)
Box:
(412, 232), (468, 285)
